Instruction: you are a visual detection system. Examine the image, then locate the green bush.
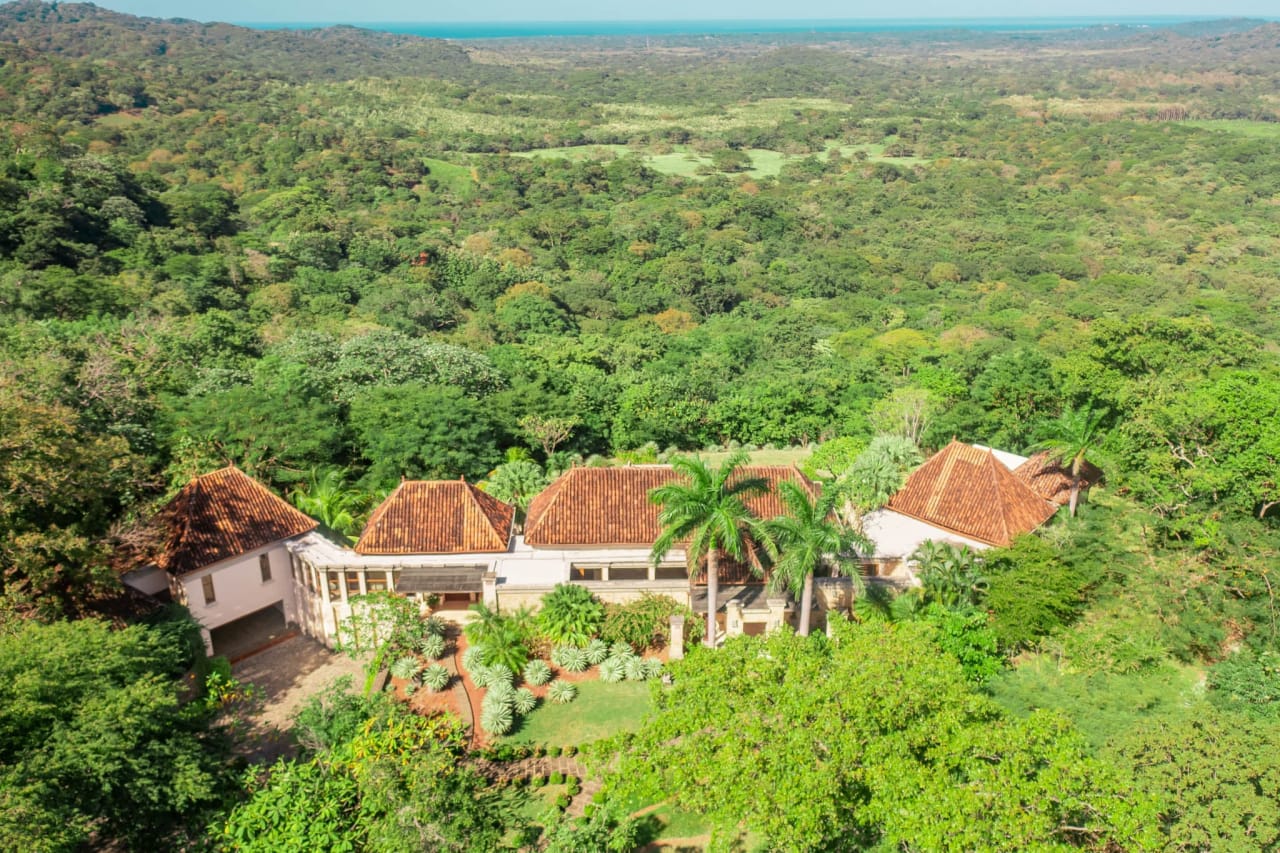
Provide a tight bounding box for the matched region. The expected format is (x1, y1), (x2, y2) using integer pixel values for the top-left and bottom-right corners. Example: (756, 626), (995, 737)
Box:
(538, 583), (605, 647)
(564, 745), (577, 757)
(919, 604), (1002, 684)
(555, 794), (571, 810)
(523, 658), (553, 686)
(550, 771), (564, 785)
(422, 663), (450, 692)
(531, 775), (546, 788)
(601, 593), (694, 653)
(548, 745), (562, 757)
(464, 603), (534, 672)
(548, 680), (578, 704)
(567, 779), (581, 796)
(389, 655), (422, 681)
(985, 536), (1087, 652)
(1208, 648), (1280, 717)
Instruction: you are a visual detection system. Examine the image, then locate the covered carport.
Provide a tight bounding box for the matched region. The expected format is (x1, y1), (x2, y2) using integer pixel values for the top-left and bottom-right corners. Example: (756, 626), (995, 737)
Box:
(209, 601), (293, 661)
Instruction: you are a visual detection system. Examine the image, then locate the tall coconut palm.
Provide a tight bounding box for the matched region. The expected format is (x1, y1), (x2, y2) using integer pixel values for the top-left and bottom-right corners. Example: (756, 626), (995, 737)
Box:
(761, 481), (872, 636)
(1029, 406), (1106, 517)
(649, 452), (768, 648)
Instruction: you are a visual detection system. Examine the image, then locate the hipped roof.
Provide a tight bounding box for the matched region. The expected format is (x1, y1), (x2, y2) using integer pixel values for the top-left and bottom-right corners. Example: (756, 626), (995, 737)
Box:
(155, 466), (317, 576)
(356, 479), (514, 555)
(887, 441), (1056, 547)
(523, 464), (818, 548)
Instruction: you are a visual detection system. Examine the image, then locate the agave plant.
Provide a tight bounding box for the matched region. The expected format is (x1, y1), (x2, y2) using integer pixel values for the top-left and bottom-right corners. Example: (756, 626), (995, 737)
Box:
(487, 663), (515, 686)
(523, 659), (553, 686)
(555, 646), (590, 673)
(484, 681), (516, 710)
(389, 655), (423, 682)
(547, 679), (578, 704)
(470, 665), (496, 689)
(623, 655), (648, 682)
(513, 687), (538, 715)
(462, 644), (488, 674)
(642, 658), (664, 680)
(403, 682), (416, 697)
(599, 658), (626, 684)
(480, 702), (514, 736)
(422, 663), (450, 692)
(584, 639), (610, 665)
(422, 615), (447, 637)
(419, 633), (447, 661)
(610, 640), (634, 659)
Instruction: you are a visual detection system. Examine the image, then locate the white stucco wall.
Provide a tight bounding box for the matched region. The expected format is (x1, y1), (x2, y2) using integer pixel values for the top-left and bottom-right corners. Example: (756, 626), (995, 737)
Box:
(861, 508), (990, 561)
(171, 542), (299, 654)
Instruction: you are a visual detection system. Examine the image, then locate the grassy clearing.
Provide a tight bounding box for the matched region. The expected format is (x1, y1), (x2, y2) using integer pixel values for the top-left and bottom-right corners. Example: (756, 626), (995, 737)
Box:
(697, 446), (812, 467)
(501, 680), (651, 746)
(1182, 119), (1280, 138)
(421, 156), (475, 194)
(510, 140), (929, 178)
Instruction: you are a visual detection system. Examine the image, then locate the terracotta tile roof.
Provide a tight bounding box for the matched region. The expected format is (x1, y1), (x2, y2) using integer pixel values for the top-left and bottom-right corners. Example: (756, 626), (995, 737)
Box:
(1013, 452), (1103, 506)
(355, 480), (514, 555)
(523, 464), (819, 548)
(887, 441), (1057, 547)
(156, 466), (317, 576)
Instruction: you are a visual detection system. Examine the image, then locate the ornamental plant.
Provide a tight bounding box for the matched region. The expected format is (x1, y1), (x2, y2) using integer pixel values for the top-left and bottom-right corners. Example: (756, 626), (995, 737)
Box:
(462, 644), (487, 673)
(422, 664), (450, 692)
(513, 687), (538, 715)
(389, 655), (422, 681)
(537, 583), (605, 647)
(553, 645), (589, 673)
(584, 638), (610, 665)
(547, 680), (578, 704)
(623, 655), (648, 682)
(480, 702), (514, 736)
(523, 658), (553, 686)
(419, 632), (447, 661)
(599, 658), (626, 684)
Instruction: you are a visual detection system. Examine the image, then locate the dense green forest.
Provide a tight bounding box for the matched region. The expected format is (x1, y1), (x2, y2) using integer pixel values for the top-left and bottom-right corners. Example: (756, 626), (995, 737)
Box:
(2, 1), (1279, 848)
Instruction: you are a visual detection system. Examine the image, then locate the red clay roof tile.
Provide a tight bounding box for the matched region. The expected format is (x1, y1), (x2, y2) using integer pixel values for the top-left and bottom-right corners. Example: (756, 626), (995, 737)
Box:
(1013, 451), (1102, 506)
(523, 464), (818, 547)
(156, 466), (316, 575)
(887, 441), (1056, 547)
(356, 480), (514, 555)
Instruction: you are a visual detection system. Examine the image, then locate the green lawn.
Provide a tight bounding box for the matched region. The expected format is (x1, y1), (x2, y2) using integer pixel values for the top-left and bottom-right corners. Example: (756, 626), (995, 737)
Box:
(1182, 119), (1280, 138)
(501, 680), (652, 746)
(698, 446), (812, 467)
(421, 156), (476, 194)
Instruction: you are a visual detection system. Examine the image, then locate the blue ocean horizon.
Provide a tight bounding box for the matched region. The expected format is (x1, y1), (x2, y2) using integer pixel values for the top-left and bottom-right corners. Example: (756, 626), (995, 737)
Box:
(238, 16), (1271, 40)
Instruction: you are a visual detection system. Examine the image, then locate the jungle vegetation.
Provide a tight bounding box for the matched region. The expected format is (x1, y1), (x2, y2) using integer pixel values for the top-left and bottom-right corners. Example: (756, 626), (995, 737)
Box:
(1, 2), (1279, 848)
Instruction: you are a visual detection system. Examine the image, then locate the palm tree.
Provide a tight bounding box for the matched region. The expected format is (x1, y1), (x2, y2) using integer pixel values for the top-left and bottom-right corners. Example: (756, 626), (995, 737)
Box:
(649, 452), (769, 648)
(760, 481), (872, 636)
(291, 468), (366, 541)
(1029, 406), (1106, 517)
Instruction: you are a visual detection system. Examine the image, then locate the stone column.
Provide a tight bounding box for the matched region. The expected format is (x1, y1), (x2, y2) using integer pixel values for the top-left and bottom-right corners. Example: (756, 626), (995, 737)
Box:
(765, 597), (791, 633)
(669, 615), (685, 660)
(200, 627), (214, 656)
(725, 599), (744, 638)
(482, 572), (499, 609)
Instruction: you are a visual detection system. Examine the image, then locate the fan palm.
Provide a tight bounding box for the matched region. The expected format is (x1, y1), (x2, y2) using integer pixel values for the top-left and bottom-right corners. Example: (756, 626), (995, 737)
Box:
(290, 467), (366, 540)
(761, 481), (871, 636)
(649, 452), (769, 648)
(1029, 406), (1106, 517)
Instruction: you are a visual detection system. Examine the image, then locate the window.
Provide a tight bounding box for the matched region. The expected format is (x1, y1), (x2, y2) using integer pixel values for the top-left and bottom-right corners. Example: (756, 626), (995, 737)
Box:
(201, 575), (216, 605)
(571, 566), (603, 581)
(259, 553), (272, 583)
(654, 565), (687, 580)
(346, 572), (363, 596)
(366, 575), (387, 593)
(327, 574), (341, 599)
(609, 565), (648, 581)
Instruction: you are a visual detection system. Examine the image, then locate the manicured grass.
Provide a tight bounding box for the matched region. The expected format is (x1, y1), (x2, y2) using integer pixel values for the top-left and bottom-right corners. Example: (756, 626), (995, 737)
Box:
(501, 679), (652, 746)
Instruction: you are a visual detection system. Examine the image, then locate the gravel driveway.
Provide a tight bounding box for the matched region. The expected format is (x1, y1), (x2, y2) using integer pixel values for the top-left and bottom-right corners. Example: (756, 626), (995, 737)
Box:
(231, 635), (369, 763)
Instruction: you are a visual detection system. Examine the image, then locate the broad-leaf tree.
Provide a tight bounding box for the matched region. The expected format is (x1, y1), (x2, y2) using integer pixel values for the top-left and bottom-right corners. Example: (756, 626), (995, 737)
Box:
(649, 452), (768, 647)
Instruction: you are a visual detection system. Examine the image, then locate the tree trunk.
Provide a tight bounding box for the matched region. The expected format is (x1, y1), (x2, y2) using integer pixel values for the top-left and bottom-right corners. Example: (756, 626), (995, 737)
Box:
(705, 549), (719, 647)
(1068, 478), (1080, 517)
(799, 572), (813, 637)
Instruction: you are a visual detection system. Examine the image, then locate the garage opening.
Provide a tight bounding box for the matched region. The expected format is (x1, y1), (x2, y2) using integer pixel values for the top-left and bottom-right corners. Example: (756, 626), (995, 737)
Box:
(209, 601), (292, 661)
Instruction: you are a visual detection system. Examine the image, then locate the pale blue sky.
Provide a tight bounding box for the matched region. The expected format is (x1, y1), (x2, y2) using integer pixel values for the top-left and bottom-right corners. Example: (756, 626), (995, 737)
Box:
(96, 1), (1278, 24)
